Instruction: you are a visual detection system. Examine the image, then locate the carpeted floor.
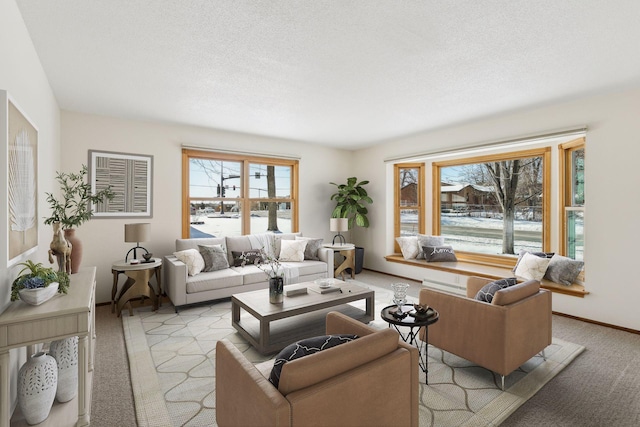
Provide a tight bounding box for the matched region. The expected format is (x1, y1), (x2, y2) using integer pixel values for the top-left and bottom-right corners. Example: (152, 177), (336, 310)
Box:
(91, 270), (640, 426)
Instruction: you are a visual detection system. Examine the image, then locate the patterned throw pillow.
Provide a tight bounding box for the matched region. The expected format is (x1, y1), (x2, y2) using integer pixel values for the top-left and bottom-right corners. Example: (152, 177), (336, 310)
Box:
(295, 236), (323, 260)
(269, 334), (358, 388)
(544, 254), (584, 286)
(417, 235), (445, 259)
(396, 236), (419, 259)
(512, 250), (554, 272)
(279, 239), (307, 262)
(173, 249), (205, 276)
(514, 252), (551, 281)
(474, 277), (518, 303)
(422, 245), (457, 262)
(198, 244), (229, 272)
(231, 249), (264, 267)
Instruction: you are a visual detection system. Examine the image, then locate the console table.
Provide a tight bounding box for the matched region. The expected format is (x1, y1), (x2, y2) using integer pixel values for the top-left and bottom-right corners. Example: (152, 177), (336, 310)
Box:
(0, 267), (96, 427)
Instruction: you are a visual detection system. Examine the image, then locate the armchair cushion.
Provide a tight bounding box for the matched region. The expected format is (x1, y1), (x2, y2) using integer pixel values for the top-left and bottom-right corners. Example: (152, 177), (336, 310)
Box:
(474, 277), (517, 303)
(269, 334), (358, 388)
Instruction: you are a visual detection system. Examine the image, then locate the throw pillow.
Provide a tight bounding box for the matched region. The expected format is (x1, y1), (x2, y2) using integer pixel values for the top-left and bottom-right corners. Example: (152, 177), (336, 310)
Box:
(231, 249), (264, 267)
(396, 236), (419, 259)
(422, 245), (457, 262)
(173, 249), (205, 276)
(514, 252), (552, 281)
(269, 334), (358, 388)
(279, 239), (307, 262)
(474, 277), (519, 303)
(198, 244), (229, 272)
(544, 254), (584, 286)
(417, 235), (445, 259)
(512, 249), (554, 272)
(295, 236), (323, 260)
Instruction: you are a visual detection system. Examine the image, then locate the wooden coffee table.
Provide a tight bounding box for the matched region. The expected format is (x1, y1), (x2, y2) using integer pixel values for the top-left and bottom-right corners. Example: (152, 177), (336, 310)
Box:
(231, 280), (374, 354)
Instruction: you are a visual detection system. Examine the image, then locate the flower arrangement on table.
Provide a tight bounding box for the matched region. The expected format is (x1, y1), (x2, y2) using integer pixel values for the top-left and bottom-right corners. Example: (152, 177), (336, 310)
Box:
(11, 260), (70, 302)
(241, 247), (284, 279)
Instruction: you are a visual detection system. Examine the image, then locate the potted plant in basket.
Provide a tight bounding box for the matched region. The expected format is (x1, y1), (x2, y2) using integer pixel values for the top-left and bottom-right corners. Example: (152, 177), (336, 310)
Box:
(44, 165), (114, 273)
(329, 177), (373, 274)
(11, 260), (70, 305)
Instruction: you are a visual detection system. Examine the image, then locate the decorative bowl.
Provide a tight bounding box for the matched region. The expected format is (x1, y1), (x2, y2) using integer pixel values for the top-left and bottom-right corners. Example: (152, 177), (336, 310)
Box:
(314, 278), (333, 288)
(143, 253), (153, 261)
(19, 282), (59, 306)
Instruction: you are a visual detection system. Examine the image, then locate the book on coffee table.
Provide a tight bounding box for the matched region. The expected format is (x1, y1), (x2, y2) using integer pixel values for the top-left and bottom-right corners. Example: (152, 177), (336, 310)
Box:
(308, 284), (341, 294)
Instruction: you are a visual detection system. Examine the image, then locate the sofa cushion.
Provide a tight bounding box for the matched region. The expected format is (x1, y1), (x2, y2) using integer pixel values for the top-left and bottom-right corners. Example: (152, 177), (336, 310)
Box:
(417, 235), (445, 259)
(423, 245), (457, 262)
(173, 249), (206, 276)
(176, 237), (225, 252)
(396, 236), (419, 259)
(269, 334), (358, 388)
(515, 252), (551, 281)
(225, 236), (252, 266)
(230, 264), (267, 285)
(273, 233), (301, 257)
(279, 239), (307, 262)
(474, 277), (518, 303)
(543, 254), (584, 286)
(280, 260), (327, 276)
(492, 280), (540, 306)
(185, 268), (243, 293)
(198, 244), (229, 272)
(295, 236), (324, 260)
(231, 249), (264, 267)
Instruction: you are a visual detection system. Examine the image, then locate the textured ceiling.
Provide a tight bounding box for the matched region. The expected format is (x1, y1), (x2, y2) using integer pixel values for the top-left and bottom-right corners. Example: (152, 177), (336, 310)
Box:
(15, 0), (640, 149)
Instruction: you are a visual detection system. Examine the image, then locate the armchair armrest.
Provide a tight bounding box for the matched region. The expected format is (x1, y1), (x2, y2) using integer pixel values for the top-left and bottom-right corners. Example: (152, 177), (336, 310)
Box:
(466, 276), (492, 298)
(216, 340), (290, 427)
(163, 255), (188, 307)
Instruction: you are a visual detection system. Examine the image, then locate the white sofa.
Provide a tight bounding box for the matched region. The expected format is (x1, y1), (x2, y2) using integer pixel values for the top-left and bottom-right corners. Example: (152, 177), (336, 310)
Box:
(164, 233), (334, 310)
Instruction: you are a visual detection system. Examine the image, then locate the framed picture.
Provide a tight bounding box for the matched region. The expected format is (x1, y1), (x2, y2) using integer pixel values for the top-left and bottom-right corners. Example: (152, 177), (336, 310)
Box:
(2, 92), (39, 266)
(89, 150), (153, 218)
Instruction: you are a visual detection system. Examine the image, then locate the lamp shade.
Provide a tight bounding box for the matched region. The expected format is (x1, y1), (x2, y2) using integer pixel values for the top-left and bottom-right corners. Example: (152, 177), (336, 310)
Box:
(330, 218), (348, 232)
(124, 223), (151, 243)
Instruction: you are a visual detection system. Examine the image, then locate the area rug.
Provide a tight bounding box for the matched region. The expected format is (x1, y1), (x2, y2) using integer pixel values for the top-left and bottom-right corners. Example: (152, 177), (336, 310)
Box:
(123, 285), (584, 427)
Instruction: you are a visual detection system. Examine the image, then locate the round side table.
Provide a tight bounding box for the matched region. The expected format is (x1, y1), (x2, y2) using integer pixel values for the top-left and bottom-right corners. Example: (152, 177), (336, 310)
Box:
(111, 258), (162, 317)
(381, 304), (439, 384)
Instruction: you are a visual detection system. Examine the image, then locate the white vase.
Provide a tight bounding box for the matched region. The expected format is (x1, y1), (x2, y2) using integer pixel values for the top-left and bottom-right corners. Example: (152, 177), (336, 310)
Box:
(49, 336), (78, 402)
(17, 352), (58, 425)
(18, 282), (59, 306)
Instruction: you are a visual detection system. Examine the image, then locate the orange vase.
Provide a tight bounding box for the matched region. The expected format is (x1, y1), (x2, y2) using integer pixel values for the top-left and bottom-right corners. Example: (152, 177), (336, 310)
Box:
(64, 229), (82, 274)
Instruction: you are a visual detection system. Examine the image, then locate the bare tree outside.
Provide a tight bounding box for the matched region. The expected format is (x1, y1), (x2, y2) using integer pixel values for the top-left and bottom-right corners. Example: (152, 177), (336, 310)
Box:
(266, 165), (278, 231)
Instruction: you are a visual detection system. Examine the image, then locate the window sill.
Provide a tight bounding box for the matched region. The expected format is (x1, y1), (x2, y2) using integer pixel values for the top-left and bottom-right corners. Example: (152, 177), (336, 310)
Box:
(385, 254), (589, 298)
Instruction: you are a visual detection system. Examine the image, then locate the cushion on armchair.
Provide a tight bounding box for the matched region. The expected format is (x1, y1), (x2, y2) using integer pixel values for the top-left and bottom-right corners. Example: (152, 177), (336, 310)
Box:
(474, 277), (518, 303)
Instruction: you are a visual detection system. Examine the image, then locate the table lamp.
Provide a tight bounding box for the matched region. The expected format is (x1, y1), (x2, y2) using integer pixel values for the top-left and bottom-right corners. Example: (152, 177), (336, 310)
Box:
(124, 223), (150, 261)
(330, 218), (348, 245)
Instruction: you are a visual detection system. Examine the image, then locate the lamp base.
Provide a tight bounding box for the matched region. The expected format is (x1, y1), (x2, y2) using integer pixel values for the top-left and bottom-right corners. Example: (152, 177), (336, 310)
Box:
(332, 234), (346, 245)
(125, 245), (149, 262)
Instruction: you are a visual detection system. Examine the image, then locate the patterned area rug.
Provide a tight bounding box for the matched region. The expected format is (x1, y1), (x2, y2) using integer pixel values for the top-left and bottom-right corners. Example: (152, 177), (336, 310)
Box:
(122, 284), (584, 427)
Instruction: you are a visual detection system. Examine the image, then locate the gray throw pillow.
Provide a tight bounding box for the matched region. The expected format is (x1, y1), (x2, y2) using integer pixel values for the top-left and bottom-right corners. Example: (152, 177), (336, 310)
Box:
(269, 334), (358, 389)
(512, 250), (554, 272)
(544, 254), (584, 286)
(422, 245), (457, 262)
(474, 277), (518, 303)
(417, 235), (445, 259)
(198, 244), (229, 272)
(295, 236), (323, 260)
(231, 249), (264, 267)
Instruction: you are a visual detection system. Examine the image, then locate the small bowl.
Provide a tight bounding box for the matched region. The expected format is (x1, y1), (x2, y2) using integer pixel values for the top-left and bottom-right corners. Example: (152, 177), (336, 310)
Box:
(143, 253), (153, 261)
(315, 278), (333, 288)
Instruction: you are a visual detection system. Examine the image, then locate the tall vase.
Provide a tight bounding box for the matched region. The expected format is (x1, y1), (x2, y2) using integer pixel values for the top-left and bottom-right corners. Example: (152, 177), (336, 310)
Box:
(17, 352), (58, 425)
(49, 336), (78, 402)
(269, 277), (284, 304)
(64, 228), (82, 274)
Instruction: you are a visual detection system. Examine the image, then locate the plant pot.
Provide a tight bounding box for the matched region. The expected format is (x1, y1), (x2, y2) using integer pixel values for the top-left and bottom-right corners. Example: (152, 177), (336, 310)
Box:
(17, 352), (58, 425)
(64, 229), (82, 274)
(49, 336), (78, 402)
(269, 277), (284, 304)
(18, 282), (59, 306)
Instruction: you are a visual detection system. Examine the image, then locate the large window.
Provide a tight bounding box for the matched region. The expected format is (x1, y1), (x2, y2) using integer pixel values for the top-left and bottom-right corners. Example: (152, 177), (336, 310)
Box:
(394, 163), (425, 251)
(182, 149), (298, 238)
(559, 138), (585, 261)
(432, 148), (551, 265)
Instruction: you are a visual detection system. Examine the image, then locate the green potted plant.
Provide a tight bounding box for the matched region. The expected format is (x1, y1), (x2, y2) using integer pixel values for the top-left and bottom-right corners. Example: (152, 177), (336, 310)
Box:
(329, 177), (373, 274)
(43, 165), (114, 273)
(11, 260), (70, 305)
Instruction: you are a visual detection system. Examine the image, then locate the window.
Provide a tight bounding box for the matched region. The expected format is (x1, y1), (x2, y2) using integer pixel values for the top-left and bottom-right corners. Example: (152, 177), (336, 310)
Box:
(394, 163), (425, 251)
(559, 138), (585, 261)
(182, 149), (298, 238)
(432, 148), (551, 265)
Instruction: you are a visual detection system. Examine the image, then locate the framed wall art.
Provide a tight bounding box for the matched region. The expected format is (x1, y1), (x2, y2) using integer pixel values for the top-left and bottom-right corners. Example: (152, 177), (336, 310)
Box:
(89, 150), (153, 218)
(2, 91), (39, 266)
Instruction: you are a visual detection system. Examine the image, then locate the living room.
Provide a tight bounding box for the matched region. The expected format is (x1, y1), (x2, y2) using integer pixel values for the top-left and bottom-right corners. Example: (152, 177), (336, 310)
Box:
(1, 1), (640, 426)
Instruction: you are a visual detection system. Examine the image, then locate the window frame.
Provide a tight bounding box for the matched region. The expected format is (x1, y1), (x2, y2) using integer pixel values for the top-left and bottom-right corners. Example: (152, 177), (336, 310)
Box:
(559, 137), (585, 259)
(181, 149), (299, 237)
(431, 147), (551, 267)
(394, 163), (425, 252)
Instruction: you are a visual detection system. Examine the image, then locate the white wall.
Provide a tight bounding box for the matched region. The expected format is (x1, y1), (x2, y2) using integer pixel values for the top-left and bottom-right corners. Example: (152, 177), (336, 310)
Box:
(60, 111), (353, 304)
(352, 87), (640, 331)
(0, 0), (62, 414)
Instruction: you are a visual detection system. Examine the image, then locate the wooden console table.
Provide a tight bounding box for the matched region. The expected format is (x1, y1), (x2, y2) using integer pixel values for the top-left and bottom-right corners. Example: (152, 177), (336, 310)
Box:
(0, 267), (96, 427)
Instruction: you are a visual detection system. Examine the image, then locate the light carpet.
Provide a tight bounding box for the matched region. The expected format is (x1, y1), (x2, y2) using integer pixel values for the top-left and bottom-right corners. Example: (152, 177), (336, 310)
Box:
(123, 284), (584, 427)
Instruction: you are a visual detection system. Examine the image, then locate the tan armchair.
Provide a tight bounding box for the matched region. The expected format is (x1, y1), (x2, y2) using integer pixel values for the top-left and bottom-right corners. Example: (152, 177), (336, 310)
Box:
(216, 311), (419, 427)
(419, 276), (552, 389)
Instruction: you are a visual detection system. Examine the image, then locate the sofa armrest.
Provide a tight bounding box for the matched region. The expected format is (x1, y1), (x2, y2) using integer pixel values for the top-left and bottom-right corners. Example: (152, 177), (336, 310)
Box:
(317, 247), (334, 277)
(163, 255), (188, 308)
(216, 340), (291, 427)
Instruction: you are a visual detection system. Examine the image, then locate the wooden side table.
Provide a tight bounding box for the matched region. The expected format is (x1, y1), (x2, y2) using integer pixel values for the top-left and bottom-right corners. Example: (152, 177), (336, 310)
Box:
(111, 258), (162, 317)
(323, 244), (356, 280)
